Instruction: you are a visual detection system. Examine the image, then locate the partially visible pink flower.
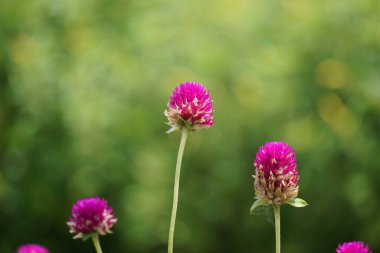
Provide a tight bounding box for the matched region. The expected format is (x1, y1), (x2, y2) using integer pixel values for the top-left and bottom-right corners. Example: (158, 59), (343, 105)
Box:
(336, 241), (372, 253)
(253, 142), (299, 205)
(67, 197), (117, 239)
(164, 81), (214, 133)
(17, 244), (49, 253)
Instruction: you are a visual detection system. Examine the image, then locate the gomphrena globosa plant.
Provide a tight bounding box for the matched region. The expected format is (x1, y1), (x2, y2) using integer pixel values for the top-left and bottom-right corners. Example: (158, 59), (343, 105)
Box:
(336, 241), (372, 253)
(67, 197), (117, 253)
(17, 244), (49, 253)
(250, 142), (308, 253)
(164, 81), (214, 253)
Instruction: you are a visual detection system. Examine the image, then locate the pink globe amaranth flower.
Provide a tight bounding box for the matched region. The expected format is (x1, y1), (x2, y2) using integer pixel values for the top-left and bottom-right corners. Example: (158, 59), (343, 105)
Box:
(164, 81), (214, 133)
(17, 244), (49, 253)
(253, 142), (299, 205)
(67, 197), (117, 239)
(336, 241), (372, 253)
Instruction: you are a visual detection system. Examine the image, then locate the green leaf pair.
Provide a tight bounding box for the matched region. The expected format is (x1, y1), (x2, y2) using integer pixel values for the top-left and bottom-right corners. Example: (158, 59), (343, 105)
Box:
(250, 198), (308, 214)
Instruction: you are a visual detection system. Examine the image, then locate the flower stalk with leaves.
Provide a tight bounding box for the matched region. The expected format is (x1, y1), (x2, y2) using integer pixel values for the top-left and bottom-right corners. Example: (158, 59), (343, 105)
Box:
(165, 81), (213, 253)
(250, 142), (308, 253)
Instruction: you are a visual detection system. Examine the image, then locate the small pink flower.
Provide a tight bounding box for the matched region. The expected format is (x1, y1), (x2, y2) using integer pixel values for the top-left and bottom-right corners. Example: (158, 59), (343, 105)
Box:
(336, 241), (372, 253)
(164, 81), (214, 132)
(253, 142), (299, 205)
(67, 197), (117, 239)
(17, 244), (49, 253)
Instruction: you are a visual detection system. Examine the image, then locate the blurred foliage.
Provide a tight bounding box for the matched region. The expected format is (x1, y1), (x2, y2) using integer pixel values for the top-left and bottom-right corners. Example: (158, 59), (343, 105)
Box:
(1, 0), (380, 252)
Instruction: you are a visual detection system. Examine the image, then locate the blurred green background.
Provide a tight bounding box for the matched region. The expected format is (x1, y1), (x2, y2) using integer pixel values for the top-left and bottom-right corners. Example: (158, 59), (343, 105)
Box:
(1, 0), (380, 252)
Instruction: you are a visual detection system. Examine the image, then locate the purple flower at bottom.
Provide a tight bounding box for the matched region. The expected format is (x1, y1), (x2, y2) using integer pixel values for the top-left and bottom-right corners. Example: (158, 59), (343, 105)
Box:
(67, 197), (117, 239)
(336, 241), (372, 253)
(17, 244), (49, 253)
(164, 81), (214, 133)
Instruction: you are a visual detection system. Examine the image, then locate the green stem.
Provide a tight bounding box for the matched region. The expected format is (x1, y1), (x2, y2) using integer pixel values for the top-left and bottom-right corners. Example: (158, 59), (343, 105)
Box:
(168, 129), (188, 253)
(91, 233), (103, 253)
(274, 205), (281, 253)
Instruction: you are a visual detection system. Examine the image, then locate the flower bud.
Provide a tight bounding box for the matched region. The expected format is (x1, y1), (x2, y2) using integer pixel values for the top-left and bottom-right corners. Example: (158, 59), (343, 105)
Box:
(336, 241), (372, 253)
(164, 81), (213, 133)
(67, 197), (117, 239)
(253, 142), (299, 205)
(17, 244), (49, 253)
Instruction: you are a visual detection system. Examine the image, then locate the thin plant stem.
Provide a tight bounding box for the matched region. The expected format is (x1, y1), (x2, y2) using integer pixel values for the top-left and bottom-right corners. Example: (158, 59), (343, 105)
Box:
(168, 129), (189, 253)
(91, 233), (103, 253)
(274, 205), (281, 253)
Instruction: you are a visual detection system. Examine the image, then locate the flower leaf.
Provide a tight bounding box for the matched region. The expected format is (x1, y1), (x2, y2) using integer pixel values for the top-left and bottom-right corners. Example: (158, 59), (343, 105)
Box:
(82, 233), (93, 242)
(179, 117), (192, 129)
(285, 198), (308, 208)
(250, 199), (269, 214)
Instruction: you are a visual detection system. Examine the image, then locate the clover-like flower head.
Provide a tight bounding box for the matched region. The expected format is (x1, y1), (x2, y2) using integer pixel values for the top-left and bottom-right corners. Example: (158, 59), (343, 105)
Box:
(254, 142), (299, 205)
(336, 241), (372, 253)
(165, 81), (213, 133)
(17, 244), (49, 253)
(67, 197), (117, 239)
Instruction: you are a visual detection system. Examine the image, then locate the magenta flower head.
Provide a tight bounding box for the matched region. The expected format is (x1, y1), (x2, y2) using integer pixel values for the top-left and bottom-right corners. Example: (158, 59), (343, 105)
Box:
(17, 244), (49, 253)
(336, 241), (372, 253)
(67, 197), (117, 239)
(252, 142), (307, 207)
(164, 81), (214, 133)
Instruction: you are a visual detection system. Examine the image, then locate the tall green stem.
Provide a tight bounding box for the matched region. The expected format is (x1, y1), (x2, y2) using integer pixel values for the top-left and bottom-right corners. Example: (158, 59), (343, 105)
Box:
(168, 129), (188, 253)
(91, 233), (103, 253)
(274, 205), (281, 253)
